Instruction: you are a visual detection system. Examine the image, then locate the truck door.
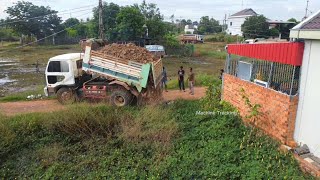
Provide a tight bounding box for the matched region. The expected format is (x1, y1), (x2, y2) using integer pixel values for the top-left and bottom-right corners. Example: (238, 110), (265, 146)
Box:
(46, 60), (75, 87)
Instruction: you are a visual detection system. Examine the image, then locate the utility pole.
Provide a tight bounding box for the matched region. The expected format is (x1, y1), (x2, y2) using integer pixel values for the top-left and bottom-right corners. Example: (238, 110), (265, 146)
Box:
(223, 14), (227, 32)
(304, 0), (309, 20)
(99, 0), (105, 40)
(241, 0), (244, 9)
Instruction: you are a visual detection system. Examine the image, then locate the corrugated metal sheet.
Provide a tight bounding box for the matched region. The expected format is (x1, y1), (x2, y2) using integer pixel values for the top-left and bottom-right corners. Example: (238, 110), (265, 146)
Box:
(227, 42), (305, 66)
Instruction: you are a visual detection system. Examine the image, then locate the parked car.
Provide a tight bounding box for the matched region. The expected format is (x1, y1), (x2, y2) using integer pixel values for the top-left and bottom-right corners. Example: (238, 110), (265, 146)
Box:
(244, 38), (266, 44)
(145, 45), (166, 58)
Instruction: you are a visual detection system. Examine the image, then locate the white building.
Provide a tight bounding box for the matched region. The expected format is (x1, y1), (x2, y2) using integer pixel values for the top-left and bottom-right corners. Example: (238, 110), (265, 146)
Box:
(184, 25), (197, 34)
(290, 10), (320, 157)
(226, 8), (257, 36)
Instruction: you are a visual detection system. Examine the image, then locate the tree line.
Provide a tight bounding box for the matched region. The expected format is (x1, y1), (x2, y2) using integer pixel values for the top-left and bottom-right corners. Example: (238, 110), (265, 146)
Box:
(0, 1), (299, 44)
(0, 1), (224, 45)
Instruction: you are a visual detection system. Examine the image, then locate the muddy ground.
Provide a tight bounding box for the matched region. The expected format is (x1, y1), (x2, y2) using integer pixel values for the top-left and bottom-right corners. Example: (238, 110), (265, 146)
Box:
(0, 58), (45, 97)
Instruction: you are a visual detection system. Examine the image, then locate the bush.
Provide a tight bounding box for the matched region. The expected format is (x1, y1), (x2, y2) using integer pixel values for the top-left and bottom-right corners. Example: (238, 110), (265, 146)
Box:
(205, 33), (244, 43)
(162, 34), (194, 57)
(0, 28), (19, 41)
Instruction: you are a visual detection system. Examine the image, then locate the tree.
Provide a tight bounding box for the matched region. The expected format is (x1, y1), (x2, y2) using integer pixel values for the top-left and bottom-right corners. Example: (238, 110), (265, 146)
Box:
(170, 14), (175, 24)
(5, 1), (62, 41)
(198, 16), (222, 34)
(186, 19), (193, 25)
(64, 18), (80, 28)
(139, 0), (166, 41)
(116, 6), (144, 41)
(63, 18), (89, 38)
(92, 2), (121, 41)
(268, 28), (280, 38)
(180, 19), (187, 27)
(288, 18), (299, 24)
(242, 15), (269, 38)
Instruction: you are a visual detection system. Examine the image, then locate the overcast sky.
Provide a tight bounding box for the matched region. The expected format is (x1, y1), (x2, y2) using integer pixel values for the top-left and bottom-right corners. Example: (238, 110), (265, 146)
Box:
(0, 0), (319, 22)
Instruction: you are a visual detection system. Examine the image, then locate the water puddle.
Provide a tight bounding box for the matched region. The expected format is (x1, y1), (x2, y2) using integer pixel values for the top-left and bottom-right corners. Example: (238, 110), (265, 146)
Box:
(0, 63), (19, 67)
(0, 75), (16, 85)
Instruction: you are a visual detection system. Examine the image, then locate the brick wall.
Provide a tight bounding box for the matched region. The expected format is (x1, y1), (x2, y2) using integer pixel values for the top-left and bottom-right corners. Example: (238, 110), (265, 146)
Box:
(222, 74), (298, 145)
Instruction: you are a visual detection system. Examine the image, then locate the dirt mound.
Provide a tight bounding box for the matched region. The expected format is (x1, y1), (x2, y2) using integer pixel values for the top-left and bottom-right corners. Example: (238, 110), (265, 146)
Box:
(98, 43), (157, 63)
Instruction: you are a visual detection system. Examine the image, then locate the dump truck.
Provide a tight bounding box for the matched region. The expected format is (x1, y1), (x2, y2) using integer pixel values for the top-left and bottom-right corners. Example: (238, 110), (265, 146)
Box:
(180, 34), (204, 44)
(44, 45), (163, 106)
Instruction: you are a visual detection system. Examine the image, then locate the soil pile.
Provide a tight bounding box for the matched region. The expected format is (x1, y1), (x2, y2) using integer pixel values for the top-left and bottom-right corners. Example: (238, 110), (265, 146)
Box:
(98, 43), (157, 63)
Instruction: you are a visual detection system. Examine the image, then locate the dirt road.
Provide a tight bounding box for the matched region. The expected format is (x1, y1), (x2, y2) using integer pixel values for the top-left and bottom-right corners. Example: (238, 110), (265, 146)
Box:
(0, 87), (206, 116)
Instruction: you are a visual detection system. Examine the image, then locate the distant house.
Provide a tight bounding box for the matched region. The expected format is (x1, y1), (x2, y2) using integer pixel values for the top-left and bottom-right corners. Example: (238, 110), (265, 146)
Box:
(226, 8), (258, 36)
(185, 25), (196, 34)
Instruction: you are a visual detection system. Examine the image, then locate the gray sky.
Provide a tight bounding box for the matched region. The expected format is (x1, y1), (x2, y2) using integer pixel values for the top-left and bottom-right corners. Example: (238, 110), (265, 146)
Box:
(0, 0), (319, 22)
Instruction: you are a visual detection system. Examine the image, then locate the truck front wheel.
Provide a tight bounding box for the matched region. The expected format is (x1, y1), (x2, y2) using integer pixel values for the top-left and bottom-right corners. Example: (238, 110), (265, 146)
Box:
(110, 89), (133, 107)
(57, 87), (76, 105)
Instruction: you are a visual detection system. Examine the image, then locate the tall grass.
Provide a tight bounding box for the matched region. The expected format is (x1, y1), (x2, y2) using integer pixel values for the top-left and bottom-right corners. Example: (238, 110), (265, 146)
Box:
(167, 73), (218, 89)
(0, 99), (312, 178)
(0, 104), (177, 166)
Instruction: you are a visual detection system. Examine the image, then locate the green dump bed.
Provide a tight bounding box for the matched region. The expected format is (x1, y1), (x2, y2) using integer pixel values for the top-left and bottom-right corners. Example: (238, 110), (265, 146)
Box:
(82, 46), (163, 92)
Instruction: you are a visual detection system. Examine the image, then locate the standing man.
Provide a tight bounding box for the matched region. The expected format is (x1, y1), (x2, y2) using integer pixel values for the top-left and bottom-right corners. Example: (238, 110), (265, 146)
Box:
(178, 66), (185, 92)
(188, 67), (195, 95)
(219, 69), (224, 80)
(162, 66), (168, 92)
(35, 60), (40, 73)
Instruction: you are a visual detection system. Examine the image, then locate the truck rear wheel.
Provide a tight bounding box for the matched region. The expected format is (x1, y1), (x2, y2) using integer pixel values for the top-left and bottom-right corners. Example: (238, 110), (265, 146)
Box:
(110, 89), (133, 107)
(57, 87), (76, 105)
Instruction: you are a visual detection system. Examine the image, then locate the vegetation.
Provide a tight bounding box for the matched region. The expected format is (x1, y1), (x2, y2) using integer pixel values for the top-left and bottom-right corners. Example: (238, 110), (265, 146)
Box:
(0, 86), (46, 102)
(242, 15), (298, 39)
(5, 1), (62, 41)
(0, 94), (312, 178)
(242, 15), (270, 39)
(198, 16), (222, 34)
(205, 33), (244, 43)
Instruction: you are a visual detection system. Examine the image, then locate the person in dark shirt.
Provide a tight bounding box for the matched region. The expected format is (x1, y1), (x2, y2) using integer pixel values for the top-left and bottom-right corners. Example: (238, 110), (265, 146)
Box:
(219, 69), (224, 80)
(178, 66), (185, 92)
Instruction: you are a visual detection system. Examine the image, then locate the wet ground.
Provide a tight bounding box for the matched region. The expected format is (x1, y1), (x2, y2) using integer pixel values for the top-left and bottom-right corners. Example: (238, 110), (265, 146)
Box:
(0, 58), (45, 97)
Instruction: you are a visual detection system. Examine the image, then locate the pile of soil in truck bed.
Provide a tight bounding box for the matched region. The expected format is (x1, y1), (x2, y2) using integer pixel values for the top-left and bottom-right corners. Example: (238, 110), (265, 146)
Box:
(98, 43), (158, 63)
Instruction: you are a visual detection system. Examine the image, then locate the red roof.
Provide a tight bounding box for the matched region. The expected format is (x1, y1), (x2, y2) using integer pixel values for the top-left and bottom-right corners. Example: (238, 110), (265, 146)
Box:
(227, 42), (305, 66)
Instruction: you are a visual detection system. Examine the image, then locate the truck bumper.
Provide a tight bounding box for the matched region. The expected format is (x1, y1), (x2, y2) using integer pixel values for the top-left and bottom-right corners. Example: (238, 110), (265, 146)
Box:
(44, 87), (55, 97)
(44, 87), (49, 97)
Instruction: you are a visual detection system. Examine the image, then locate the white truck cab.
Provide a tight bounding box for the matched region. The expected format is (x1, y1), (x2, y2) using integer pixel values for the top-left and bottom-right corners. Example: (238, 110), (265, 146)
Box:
(44, 53), (84, 96)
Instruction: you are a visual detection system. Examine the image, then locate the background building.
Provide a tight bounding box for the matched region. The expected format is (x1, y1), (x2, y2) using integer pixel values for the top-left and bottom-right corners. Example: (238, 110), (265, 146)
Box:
(226, 8), (257, 36)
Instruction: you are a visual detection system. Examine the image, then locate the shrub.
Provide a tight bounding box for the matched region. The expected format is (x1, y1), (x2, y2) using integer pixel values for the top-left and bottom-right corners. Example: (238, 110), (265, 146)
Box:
(205, 33), (244, 43)
(162, 34), (194, 57)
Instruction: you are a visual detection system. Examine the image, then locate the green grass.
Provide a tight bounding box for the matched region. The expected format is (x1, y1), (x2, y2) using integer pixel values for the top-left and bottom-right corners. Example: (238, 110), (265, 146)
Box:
(0, 98), (312, 179)
(166, 73), (218, 90)
(0, 43), (80, 64)
(0, 85), (46, 102)
(194, 43), (227, 59)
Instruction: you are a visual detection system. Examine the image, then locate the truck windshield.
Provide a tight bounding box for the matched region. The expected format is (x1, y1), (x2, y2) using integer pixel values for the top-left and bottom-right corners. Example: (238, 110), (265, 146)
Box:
(48, 61), (69, 72)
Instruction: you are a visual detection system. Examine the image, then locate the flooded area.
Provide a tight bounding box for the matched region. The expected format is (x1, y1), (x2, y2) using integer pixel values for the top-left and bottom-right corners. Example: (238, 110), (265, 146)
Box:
(0, 75), (16, 86)
(0, 58), (45, 96)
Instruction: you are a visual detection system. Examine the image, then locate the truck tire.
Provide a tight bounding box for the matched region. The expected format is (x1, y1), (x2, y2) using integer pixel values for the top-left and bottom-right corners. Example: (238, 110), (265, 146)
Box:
(57, 87), (76, 105)
(110, 89), (133, 107)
